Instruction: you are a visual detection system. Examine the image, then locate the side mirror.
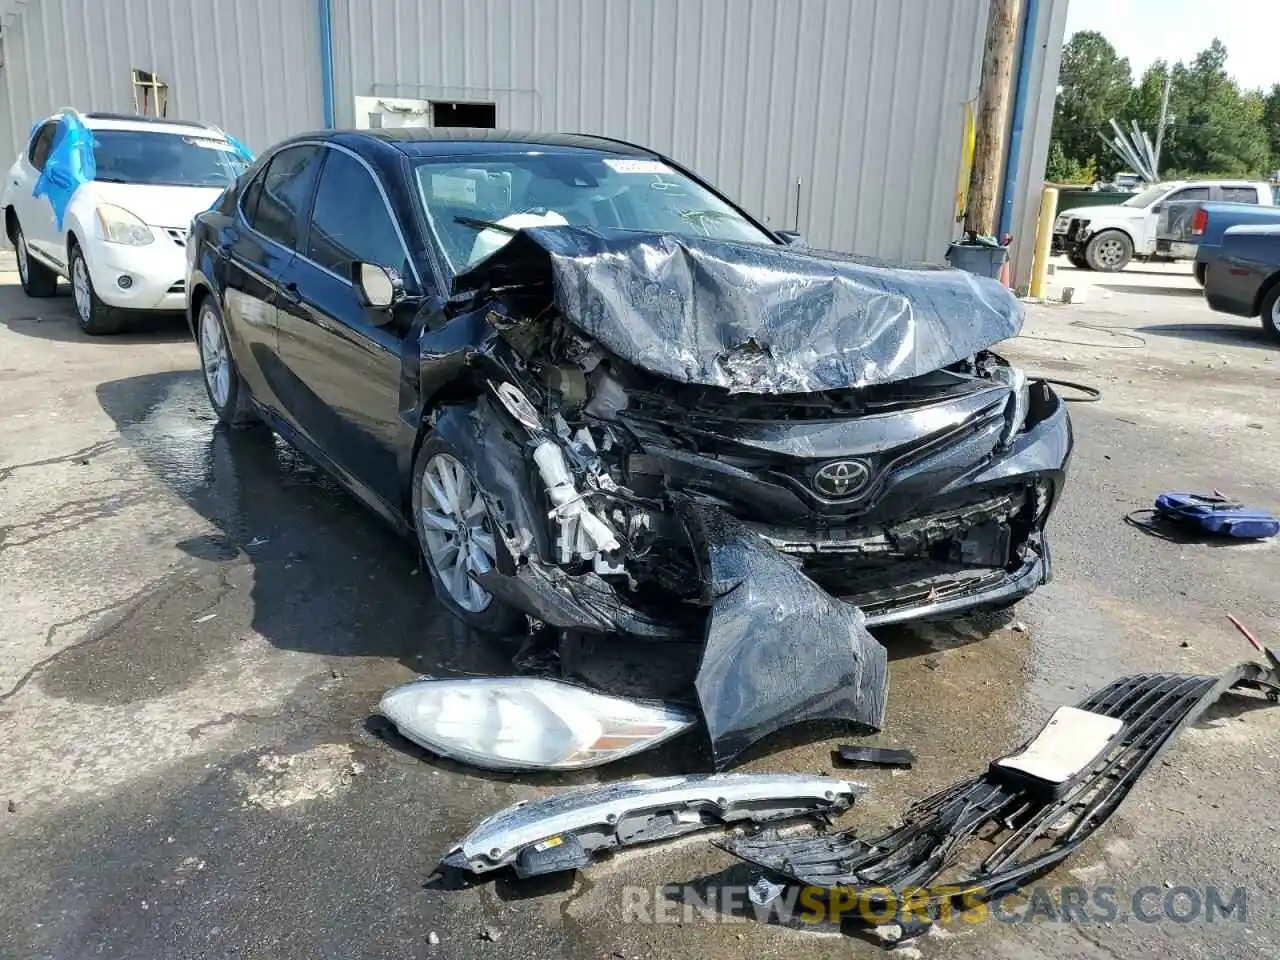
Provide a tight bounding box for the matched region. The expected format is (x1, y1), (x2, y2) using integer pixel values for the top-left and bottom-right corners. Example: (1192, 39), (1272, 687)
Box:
(354, 261), (403, 309)
(776, 230), (806, 246)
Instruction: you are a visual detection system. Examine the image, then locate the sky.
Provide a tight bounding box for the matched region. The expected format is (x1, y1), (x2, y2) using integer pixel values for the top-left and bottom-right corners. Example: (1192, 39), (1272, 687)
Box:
(1063, 0), (1279, 92)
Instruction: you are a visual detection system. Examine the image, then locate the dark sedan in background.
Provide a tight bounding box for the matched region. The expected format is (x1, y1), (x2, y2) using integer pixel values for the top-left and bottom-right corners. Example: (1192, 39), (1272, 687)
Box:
(1203, 224), (1280, 341)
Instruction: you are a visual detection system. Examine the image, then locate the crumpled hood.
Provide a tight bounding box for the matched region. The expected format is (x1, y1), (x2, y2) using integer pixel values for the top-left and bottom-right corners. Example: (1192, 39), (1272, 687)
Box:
(82, 181), (225, 229)
(454, 226), (1023, 394)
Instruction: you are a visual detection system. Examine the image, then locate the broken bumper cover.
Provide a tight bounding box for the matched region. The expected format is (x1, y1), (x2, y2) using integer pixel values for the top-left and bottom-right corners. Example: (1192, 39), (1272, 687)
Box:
(441, 773), (865, 879)
(717, 652), (1280, 909)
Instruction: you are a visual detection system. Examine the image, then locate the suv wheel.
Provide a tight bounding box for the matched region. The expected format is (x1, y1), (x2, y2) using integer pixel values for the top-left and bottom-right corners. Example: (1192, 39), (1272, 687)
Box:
(69, 244), (125, 335)
(1084, 230), (1133, 272)
(13, 223), (59, 297)
(412, 437), (524, 636)
(1067, 252), (1089, 270)
(197, 299), (260, 425)
(1260, 285), (1280, 344)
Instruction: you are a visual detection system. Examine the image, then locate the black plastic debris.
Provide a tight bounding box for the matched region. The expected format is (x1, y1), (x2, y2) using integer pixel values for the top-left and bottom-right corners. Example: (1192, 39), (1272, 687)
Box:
(683, 502), (888, 769)
(717, 649), (1280, 911)
(833, 746), (916, 769)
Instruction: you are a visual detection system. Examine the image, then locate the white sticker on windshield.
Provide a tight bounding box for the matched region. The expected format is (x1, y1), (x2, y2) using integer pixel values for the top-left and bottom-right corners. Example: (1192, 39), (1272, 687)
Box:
(432, 174), (477, 204)
(184, 137), (236, 152)
(603, 158), (672, 175)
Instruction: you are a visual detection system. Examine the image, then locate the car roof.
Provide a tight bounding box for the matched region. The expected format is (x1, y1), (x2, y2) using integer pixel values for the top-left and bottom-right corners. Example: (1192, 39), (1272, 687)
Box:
(292, 128), (658, 159)
(39, 111), (224, 138)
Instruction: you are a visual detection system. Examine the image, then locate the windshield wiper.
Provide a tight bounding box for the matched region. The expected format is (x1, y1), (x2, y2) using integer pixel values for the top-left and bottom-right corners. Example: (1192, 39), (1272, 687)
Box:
(453, 215), (519, 235)
(94, 177), (133, 184)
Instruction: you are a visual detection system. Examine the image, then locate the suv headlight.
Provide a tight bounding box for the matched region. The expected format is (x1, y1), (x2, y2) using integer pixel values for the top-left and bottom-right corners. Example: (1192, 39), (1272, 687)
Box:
(380, 677), (696, 770)
(96, 204), (154, 246)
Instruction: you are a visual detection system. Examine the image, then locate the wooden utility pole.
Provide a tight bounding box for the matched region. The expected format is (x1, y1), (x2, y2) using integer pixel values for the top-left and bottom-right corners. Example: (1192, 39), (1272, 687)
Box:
(964, 0), (1022, 238)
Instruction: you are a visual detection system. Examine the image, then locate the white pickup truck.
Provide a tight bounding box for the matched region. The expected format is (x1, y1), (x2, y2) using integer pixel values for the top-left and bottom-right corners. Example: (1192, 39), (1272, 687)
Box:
(1052, 180), (1274, 272)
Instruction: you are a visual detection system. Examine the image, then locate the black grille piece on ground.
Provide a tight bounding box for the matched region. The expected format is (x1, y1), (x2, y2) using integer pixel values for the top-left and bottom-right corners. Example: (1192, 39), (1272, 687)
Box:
(717, 657), (1280, 909)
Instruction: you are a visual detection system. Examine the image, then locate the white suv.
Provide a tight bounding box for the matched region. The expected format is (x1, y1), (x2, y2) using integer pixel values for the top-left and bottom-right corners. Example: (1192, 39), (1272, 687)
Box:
(2, 110), (250, 334)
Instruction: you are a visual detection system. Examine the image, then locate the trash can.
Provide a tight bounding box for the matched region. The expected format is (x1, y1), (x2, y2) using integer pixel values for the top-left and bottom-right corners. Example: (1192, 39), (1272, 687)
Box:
(945, 242), (1008, 280)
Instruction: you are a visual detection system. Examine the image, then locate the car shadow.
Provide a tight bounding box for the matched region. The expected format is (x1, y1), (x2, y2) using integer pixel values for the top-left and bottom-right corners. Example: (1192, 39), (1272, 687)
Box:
(1135, 320), (1273, 349)
(0, 284), (190, 343)
(95, 369), (517, 678)
(1095, 283), (1202, 297)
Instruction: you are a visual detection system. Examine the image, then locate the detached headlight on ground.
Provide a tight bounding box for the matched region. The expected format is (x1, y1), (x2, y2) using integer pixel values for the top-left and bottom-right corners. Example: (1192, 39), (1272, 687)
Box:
(96, 204), (154, 245)
(379, 677), (696, 770)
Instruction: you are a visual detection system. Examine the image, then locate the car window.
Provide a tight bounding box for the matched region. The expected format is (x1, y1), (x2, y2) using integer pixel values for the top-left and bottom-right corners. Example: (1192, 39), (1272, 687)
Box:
(90, 130), (248, 187)
(27, 121), (60, 171)
(247, 145), (322, 251)
(1220, 186), (1259, 204)
(411, 152), (776, 273)
(1166, 186), (1211, 204)
(306, 149), (409, 280)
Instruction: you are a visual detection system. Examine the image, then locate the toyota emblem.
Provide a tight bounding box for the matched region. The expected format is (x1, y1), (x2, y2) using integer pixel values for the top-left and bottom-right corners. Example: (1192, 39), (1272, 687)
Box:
(812, 459), (872, 499)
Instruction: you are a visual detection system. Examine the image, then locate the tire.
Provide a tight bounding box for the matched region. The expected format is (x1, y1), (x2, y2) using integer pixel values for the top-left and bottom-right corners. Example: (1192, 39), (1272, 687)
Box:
(412, 436), (524, 636)
(1084, 230), (1133, 272)
(196, 298), (260, 426)
(1194, 262), (1207, 287)
(69, 244), (126, 335)
(1067, 252), (1090, 270)
(1260, 285), (1280, 344)
(13, 222), (59, 297)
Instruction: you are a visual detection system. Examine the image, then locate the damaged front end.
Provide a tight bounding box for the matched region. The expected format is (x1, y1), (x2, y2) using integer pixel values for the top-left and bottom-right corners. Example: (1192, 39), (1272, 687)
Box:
(417, 226), (1072, 764)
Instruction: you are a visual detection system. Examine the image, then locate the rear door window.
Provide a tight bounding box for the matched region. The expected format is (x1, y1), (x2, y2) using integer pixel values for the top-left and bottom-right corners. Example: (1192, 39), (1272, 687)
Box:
(245, 145), (322, 251)
(305, 149), (409, 279)
(1220, 186), (1259, 204)
(1166, 186), (1211, 204)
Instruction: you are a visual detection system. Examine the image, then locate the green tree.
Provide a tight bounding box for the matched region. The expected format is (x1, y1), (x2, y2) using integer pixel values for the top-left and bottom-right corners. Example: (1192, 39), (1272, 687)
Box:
(1263, 84), (1280, 172)
(1161, 40), (1270, 176)
(1051, 31), (1133, 174)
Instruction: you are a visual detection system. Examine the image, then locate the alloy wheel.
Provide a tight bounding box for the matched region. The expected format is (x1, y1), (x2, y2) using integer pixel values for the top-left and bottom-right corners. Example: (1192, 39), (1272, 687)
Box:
(200, 308), (232, 409)
(72, 255), (92, 322)
(419, 453), (496, 613)
(15, 229), (28, 284)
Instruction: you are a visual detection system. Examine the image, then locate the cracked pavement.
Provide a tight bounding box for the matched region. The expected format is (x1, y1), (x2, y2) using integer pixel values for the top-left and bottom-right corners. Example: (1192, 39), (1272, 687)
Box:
(1, 254), (1278, 959)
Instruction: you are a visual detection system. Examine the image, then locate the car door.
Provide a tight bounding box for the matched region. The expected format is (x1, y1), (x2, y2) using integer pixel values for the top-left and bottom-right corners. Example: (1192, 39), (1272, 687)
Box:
(223, 144), (323, 416)
(9, 120), (62, 262)
(273, 145), (416, 510)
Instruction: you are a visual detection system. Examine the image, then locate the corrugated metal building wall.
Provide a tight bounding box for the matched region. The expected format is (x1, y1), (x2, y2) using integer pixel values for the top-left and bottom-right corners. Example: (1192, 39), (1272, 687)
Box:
(0, 0), (323, 164)
(0, 0), (1065, 274)
(332, 0), (989, 262)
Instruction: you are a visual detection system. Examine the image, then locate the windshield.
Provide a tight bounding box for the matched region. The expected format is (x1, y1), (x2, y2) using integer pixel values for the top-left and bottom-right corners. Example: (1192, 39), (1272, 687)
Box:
(412, 152), (776, 272)
(91, 130), (248, 187)
(1122, 185), (1171, 208)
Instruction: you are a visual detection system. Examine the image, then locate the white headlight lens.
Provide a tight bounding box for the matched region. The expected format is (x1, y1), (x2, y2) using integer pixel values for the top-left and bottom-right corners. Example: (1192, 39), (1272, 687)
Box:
(96, 204), (154, 245)
(379, 677), (697, 770)
(990, 363), (1029, 447)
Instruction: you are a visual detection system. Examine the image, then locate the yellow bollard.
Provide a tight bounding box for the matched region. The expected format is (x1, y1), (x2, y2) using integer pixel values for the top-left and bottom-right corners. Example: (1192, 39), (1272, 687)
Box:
(1029, 186), (1059, 299)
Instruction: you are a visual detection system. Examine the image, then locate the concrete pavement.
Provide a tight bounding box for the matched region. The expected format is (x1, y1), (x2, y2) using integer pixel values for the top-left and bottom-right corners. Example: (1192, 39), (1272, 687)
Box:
(1, 254), (1278, 959)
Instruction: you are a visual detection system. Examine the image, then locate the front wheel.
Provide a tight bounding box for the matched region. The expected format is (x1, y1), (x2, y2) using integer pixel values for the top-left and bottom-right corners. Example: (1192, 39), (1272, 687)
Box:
(13, 223), (59, 297)
(70, 245), (125, 335)
(197, 299), (260, 425)
(412, 437), (524, 636)
(1260, 285), (1280, 344)
(1067, 252), (1090, 270)
(1084, 230), (1133, 272)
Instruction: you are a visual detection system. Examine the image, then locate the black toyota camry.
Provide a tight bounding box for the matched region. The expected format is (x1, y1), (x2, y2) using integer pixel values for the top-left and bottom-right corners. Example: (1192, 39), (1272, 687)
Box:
(186, 129), (1071, 659)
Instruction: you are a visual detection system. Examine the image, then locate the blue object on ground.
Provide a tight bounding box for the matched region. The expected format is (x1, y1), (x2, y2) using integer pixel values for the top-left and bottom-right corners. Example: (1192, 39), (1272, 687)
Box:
(1154, 492), (1280, 540)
